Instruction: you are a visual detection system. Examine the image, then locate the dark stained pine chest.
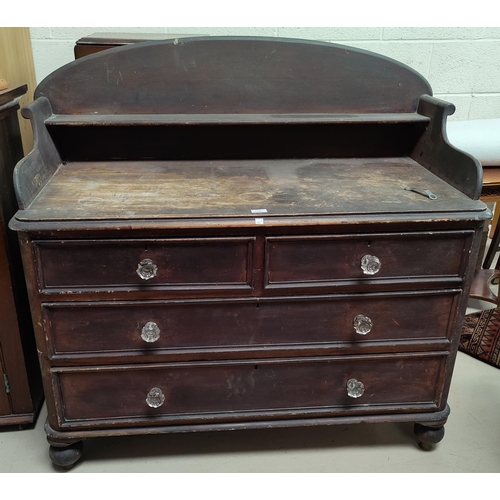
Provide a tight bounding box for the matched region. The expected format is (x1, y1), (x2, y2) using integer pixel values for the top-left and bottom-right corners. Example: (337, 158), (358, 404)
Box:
(10, 37), (490, 468)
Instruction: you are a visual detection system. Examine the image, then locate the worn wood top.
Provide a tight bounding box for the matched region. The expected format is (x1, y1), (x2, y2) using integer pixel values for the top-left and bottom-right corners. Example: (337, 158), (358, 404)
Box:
(16, 157), (485, 222)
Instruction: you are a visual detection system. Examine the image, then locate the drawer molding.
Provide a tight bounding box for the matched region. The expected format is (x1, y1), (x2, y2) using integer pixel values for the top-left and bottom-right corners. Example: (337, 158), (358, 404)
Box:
(34, 237), (256, 292)
(47, 339), (452, 365)
(42, 290), (460, 361)
(51, 352), (448, 427)
(265, 230), (473, 288)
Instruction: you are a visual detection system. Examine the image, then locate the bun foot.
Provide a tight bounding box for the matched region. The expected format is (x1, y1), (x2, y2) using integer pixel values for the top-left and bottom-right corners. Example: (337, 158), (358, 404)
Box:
(414, 423), (445, 451)
(49, 441), (84, 469)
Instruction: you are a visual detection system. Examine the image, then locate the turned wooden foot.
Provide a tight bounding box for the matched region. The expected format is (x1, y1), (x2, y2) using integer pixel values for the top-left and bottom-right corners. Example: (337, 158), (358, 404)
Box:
(414, 423), (445, 451)
(48, 440), (84, 470)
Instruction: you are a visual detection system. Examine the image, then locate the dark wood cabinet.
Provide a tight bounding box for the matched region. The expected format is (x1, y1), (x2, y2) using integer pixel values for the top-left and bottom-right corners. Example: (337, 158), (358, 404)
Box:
(10, 37), (489, 468)
(0, 85), (43, 427)
(74, 32), (204, 59)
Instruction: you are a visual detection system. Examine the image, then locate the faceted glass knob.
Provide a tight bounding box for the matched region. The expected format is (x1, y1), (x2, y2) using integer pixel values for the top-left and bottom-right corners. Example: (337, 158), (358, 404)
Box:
(146, 387), (165, 408)
(141, 322), (160, 343)
(347, 378), (365, 398)
(353, 314), (373, 335)
(137, 258), (158, 280)
(360, 254), (381, 275)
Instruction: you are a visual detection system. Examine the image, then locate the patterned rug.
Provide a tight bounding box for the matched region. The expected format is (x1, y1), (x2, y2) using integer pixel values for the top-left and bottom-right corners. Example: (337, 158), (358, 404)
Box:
(460, 307), (500, 368)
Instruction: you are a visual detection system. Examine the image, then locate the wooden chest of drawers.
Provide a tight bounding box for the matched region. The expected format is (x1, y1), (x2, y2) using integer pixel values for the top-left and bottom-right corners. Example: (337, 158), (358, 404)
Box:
(10, 37), (489, 468)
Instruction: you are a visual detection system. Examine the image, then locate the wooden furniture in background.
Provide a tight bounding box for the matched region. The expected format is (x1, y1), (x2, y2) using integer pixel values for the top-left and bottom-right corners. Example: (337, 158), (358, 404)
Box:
(480, 167), (500, 241)
(74, 32), (204, 59)
(471, 181), (500, 305)
(11, 37), (489, 468)
(0, 85), (43, 427)
(446, 119), (500, 270)
(470, 263), (500, 306)
(0, 28), (37, 155)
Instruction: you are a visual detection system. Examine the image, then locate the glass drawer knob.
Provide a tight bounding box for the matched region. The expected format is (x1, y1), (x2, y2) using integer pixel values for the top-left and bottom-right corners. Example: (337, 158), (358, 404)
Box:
(347, 378), (365, 398)
(361, 254), (381, 275)
(137, 258), (158, 280)
(141, 322), (160, 343)
(353, 314), (373, 335)
(146, 387), (165, 408)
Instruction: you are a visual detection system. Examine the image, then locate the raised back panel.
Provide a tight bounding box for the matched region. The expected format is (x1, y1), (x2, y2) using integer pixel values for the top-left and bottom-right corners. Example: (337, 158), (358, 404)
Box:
(35, 37), (432, 115)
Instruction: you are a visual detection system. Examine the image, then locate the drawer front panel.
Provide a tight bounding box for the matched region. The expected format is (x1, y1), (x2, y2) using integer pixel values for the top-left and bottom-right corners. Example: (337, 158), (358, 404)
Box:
(266, 232), (471, 285)
(57, 355), (443, 422)
(34, 238), (254, 290)
(44, 292), (457, 356)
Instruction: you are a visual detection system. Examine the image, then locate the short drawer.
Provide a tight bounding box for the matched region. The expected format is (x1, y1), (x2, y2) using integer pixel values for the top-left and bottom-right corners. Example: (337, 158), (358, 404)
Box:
(55, 354), (445, 424)
(43, 291), (458, 357)
(34, 238), (254, 291)
(265, 231), (472, 287)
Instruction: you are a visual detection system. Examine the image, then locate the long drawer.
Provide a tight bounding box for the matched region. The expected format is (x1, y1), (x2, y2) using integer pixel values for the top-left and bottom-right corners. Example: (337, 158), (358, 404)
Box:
(33, 238), (255, 291)
(54, 354), (445, 425)
(43, 291), (458, 357)
(265, 231), (472, 287)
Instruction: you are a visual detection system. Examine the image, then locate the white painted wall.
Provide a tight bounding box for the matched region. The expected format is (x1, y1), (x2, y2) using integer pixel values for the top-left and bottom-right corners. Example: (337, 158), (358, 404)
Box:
(30, 27), (500, 121)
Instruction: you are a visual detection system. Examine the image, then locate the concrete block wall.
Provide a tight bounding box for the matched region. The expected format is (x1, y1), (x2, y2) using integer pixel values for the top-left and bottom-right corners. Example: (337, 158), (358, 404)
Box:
(30, 27), (500, 121)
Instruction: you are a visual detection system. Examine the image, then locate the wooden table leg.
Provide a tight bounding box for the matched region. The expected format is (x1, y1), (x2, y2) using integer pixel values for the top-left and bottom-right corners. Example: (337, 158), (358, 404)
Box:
(489, 201), (500, 239)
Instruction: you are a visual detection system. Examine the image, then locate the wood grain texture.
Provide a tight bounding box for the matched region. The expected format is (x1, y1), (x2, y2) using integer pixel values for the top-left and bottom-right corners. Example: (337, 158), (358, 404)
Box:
(10, 211), (491, 236)
(55, 354), (445, 426)
(34, 238), (254, 290)
(265, 231), (472, 284)
(434, 225), (485, 410)
(0, 28), (36, 155)
(42, 291), (458, 357)
(17, 158), (484, 222)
